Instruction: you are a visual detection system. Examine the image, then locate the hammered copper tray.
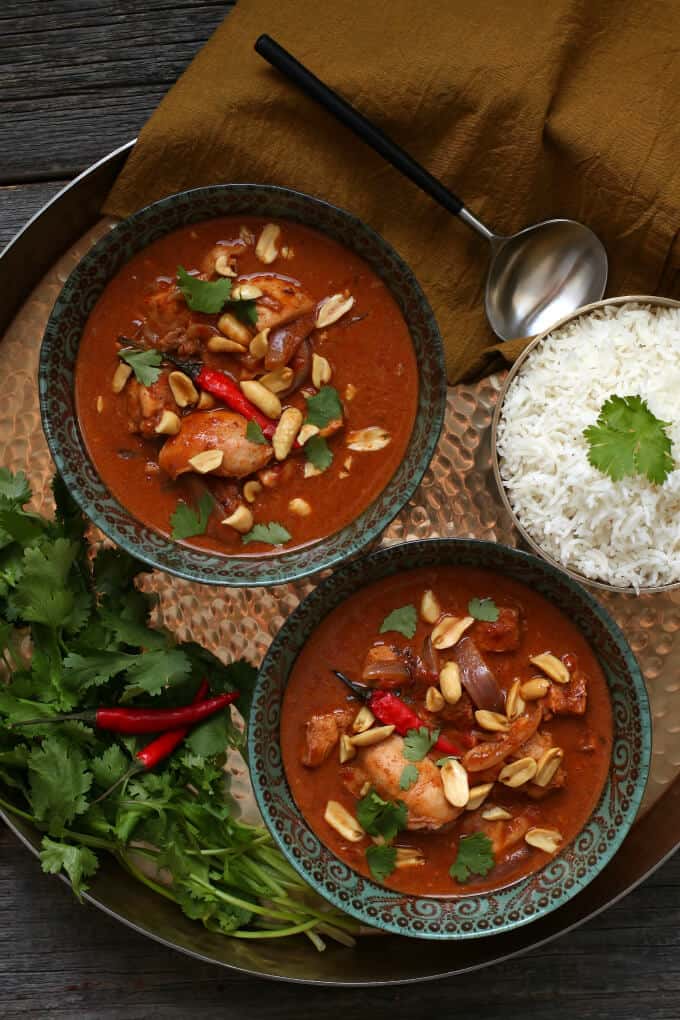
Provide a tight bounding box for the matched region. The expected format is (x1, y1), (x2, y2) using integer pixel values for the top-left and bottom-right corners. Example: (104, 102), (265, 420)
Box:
(2, 144), (680, 985)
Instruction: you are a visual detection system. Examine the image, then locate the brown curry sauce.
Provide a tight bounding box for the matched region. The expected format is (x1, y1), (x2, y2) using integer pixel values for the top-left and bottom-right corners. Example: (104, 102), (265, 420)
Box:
(75, 217), (418, 555)
(281, 566), (613, 896)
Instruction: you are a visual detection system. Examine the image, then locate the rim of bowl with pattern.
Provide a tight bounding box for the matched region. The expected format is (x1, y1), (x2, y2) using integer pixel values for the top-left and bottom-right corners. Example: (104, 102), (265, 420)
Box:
(491, 295), (680, 596)
(248, 538), (651, 940)
(38, 184), (446, 587)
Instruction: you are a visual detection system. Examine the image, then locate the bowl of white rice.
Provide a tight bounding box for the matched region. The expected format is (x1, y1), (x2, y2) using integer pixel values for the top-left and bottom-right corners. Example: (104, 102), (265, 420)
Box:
(492, 296), (680, 594)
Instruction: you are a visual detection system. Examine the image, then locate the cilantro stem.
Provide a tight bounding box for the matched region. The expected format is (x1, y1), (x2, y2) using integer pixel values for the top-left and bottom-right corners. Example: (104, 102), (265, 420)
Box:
(192, 875), (309, 924)
(118, 853), (179, 904)
(228, 919), (320, 939)
(0, 793), (35, 823)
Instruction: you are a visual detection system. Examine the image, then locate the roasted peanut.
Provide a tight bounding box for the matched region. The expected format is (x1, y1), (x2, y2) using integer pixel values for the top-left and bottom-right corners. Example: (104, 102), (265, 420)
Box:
(475, 710), (510, 733)
(273, 407), (303, 460)
(217, 312), (252, 346)
(425, 686), (445, 712)
(221, 504), (253, 534)
(431, 615), (474, 650)
(240, 380), (282, 419)
(530, 652), (570, 684)
(440, 758), (470, 808)
(346, 426), (391, 452)
(154, 410), (181, 436)
(315, 293), (354, 328)
(232, 282), (263, 301)
(259, 367), (294, 394)
(249, 328), (270, 360)
(349, 724), (395, 748)
(289, 497), (312, 516)
(534, 747), (564, 787)
(525, 827), (563, 853)
(420, 589), (441, 624)
(465, 783), (494, 811)
(505, 678), (526, 720)
(298, 423), (320, 445)
(112, 362), (132, 393)
(168, 371), (198, 408)
(188, 449), (223, 473)
(312, 353), (332, 389)
(520, 677), (551, 701)
(498, 756), (538, 788)
(439, 661), (462, 705)
(255, 223), (281, 264)
(324, 801), (364, 842)
(243, 480), (262, 503)
(207, 336), (247, 354)
(352, 706), (375, 734)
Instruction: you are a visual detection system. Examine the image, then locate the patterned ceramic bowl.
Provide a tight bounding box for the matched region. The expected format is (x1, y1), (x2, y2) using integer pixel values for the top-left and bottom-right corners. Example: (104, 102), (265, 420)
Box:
(39, 185), (445, 586)
(249, 538), (650, 940)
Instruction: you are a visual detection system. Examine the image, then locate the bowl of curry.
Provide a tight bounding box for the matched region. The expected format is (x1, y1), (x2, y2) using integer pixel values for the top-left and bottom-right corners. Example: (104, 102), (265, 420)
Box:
(249, 539), (650, 939)
(39, 185), (445, 585)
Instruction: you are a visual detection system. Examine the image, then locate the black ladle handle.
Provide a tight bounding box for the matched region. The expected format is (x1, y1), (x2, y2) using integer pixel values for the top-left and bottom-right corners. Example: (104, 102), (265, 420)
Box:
(254, 34), (464, 217)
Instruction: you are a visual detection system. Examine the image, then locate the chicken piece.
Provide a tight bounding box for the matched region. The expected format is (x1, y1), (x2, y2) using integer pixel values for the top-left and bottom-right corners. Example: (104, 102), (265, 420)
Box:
(125, 371), (179, 438)
(158, 410), (273, 480)
(473, 607), (521, 653)
(302, 709), (353, 768)
(523, 766), (567, 800)
(248, 274), (315, 331)
(346, 735), (461, 831)
(546, 671), (587, 716)
(460, 811), (532, 856)
(144, 283), (191, 331)
(360, 643), (413, 690)
(516, 729), (552, 762)
(463, 703), (542, 773)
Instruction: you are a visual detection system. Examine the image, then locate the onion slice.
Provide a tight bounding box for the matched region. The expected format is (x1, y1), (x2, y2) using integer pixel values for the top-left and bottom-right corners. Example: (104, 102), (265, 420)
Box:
(452, 637), (505, 713)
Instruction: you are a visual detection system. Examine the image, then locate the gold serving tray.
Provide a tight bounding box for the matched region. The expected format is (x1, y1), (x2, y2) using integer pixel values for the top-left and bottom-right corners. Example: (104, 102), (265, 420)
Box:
(1, 144), (679, 983)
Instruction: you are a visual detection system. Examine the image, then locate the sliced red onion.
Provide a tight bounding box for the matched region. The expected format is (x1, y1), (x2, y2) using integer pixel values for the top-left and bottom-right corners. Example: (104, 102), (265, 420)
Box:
(264, 314), (314, 370)
(278, 338), (312, 398)
(452, 637), (505, 713)
(361, 658), (412, 689)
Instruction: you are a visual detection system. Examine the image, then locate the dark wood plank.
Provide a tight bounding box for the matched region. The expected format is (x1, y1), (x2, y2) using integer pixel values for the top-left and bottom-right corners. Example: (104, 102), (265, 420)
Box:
(2, 823), (680, 1019)
(0, 0), (230, 182)
(0, 182), (67, 249)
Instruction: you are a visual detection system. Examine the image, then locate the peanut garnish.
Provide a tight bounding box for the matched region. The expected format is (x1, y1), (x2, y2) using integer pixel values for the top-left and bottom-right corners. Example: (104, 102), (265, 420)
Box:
(243, 480), (262, 503)
(465, 783), (494, 811)
(425, 686), (445, 713)
(315, 293), (354, 329)
(339, 734), (356, 764)
(525, 827), (563, 853)
(475, 710), (510, 733)
(207, 336), (247, 354)
(349, 724), (395, 748)
(505, 678), (526, 720)
(255, 223), (281, 264)
(534, 747), (564, 787)
(232, 282), (263, 301)
(346, 426), (391, 452)
(420, 589), (441, 624)
(352, 706), (375, 733)
(324, 801), (364, 842)
(259, 367), (294, 394)
(439, 661), (462, 704)
(394, 848), (425, 869)
(96, 395), (104, 413)
(249, 328), (270, 360)
(520, 677), (551, 701)
(440, 758), (470, 808)
(154, 410), (181, 436)
(217, 312), (252, 346)
(188, 449), (224, 474)
(312, 353), (332, 389)
(498, 756), (538, 788)
(273, 407), (303, 460)
(530, 652), (570, 684)
(344, 383), (358, 401)
(240, 380), (282, 420)
(112, 362), (132, 394)
(168, 371), (198, 408)
(481, 805), (512, 822)
(214, 254), (237, 277)
(221, 504), (254, 534)
(298, 423), (320, 445)
(431, 615), (474, 650)
(289, 497), (312, 517)
(198, 391), (216, 410)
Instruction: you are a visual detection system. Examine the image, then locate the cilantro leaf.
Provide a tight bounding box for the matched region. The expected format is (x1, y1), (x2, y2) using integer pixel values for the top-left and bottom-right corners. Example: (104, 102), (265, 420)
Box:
(366, 844), (397, 883)
(118, 347), (163, 386)
(241, 522), (291, 546)
(246, 420), (268, 445)
(449, 832), (495, 883)
(0, 468), (31, 505)
(9, 539), (90, 633)
(304, 435), (333, 472)
(402, 726), (439, 762)
(177, 265), (233, 314)
(379, 604), (417, 639)
(356, 788), (408, 841)
(185, 707), (238, 758)
(28, 735), (93, 835)
(468, 597), (499, 622)
(90, 744), (130, 790)
(40, 837), (99, 899)
(124, 647), (192, 697)
(171, 493), (213, 540)
(584, 394), (675, 485)
(304, 386), (343, 428)
(399, 764), (419, 790)
(231, 299), (259, 326)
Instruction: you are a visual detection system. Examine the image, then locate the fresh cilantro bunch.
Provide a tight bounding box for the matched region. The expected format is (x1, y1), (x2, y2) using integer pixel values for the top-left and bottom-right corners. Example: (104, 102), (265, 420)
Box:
(584, 394), (675, 485)
(0, 471), (354, 949)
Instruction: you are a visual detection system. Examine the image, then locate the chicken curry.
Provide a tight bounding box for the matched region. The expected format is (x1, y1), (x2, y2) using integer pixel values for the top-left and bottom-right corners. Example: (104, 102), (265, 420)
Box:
(74, 217), (418, 555)
(281, 566), (613, 895)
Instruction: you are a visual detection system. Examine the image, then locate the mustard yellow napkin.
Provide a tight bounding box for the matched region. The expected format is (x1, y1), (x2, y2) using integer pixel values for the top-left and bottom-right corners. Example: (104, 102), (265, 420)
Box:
(104, 0), (680, 383)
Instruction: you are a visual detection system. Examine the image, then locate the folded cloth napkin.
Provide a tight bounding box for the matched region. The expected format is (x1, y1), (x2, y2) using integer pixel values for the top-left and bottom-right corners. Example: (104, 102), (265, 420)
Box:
(103, 0), (680, 383)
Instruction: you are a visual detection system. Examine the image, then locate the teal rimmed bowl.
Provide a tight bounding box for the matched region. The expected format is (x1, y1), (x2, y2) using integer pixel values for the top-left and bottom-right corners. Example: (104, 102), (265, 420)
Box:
(249, 538), (651, 940)
(39, 184), (445, 586)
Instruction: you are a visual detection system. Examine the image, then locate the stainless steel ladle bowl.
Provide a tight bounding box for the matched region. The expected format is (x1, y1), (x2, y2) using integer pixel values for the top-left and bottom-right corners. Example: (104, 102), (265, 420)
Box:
(256, 35), (609, 341)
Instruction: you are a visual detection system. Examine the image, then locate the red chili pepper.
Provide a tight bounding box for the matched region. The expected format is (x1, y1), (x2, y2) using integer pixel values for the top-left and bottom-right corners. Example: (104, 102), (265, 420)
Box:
(196, 367), (276, 439)
(135, 679), (210, 769)
(368, 690), (467, 756)
(17, 692), (239, 733)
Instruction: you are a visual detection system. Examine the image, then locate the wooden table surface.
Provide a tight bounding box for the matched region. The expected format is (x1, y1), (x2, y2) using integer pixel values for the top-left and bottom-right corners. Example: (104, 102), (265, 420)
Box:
(1, 3), (679, 1017)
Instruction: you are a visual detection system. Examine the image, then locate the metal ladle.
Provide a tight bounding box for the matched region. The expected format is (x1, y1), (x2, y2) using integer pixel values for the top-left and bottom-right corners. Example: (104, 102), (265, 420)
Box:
(255, 35), (608, 341)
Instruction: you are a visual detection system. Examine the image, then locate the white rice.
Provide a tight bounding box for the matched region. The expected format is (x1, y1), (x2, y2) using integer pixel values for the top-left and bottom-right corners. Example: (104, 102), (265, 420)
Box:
(496, 302), (680, 590)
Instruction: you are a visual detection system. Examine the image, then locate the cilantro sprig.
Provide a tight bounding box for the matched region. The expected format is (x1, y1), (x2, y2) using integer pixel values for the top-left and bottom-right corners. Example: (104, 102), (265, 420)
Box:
(117, 347), (163, 386)
(583, 394), (675, 485)
(245, 421), (268, 446)
(356, 788), (408, 841)
(304, 386), (343, 429)
(176, 266), (258, 323)
(379, 604), (417, 639)
(468, 597), (499, 622)
(402, 726), (440, 762)
(241, 522), (291, 547)
(170, 493), (213, 540)
(399, 764), (419, 791)
(366, 844), (397, 882)
(449, 832), (495, 883)
(0, 471), (355, 947)
(304, 434), (333, 472)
